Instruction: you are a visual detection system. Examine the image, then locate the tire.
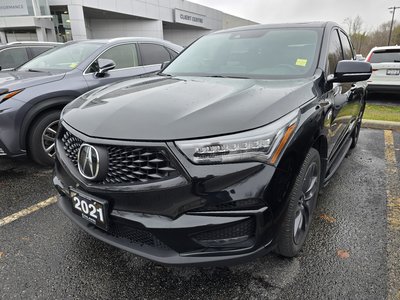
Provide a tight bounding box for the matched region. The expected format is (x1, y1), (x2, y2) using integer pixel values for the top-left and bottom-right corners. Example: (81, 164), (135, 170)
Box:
(275, 148), (321, 257)
(350, 119), (361, 149)
(28, 110), (61, 166)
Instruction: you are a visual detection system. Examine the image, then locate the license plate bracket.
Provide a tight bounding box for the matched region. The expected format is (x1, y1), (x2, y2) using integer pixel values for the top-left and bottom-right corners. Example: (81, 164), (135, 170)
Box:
(70, 189), (109, 231)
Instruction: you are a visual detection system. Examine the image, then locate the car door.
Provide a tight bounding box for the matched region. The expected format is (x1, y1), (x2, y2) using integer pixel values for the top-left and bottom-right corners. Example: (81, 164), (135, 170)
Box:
(323, 29), (353, 159)
(338, 30), (365, 128)
(83, 43), (146, 90)
(138, 43), (174, 73)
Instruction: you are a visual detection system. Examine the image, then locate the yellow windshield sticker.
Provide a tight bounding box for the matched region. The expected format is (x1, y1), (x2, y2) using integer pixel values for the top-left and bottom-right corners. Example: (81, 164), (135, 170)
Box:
(296, 59), (308, 67)
(69, 63), (78, 68)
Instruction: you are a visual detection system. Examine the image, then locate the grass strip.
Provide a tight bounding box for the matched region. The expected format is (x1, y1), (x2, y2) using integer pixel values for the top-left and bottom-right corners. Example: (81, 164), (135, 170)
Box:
(363, 104), (400, 122)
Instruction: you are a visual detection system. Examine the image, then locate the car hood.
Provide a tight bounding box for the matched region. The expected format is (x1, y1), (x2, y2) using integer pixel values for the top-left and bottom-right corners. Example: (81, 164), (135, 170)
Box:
(63, 75), (318, 140)
(0, 70), (65, 90)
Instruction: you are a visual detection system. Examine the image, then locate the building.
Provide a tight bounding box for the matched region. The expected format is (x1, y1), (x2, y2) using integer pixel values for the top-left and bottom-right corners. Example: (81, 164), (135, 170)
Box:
(0, 0), (257, 46)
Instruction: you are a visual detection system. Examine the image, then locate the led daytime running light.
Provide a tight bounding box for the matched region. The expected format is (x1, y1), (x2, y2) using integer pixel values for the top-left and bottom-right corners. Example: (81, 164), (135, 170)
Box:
(195, 139), (272, 156)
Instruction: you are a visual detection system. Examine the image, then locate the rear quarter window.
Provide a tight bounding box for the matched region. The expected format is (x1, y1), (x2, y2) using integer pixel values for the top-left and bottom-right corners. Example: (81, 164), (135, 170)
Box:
(30, 46), (53, 57)
(370, 50), (400, 63)
(0, 47), (29, 69)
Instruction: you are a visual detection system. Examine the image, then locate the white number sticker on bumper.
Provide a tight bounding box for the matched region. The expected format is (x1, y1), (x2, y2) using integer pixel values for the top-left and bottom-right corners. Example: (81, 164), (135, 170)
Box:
(71, 192), (108, 230)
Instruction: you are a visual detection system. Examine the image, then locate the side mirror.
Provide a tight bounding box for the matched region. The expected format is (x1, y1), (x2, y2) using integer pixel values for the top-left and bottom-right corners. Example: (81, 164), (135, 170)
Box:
(95, 58), (116, 77)
(160, 61), (170, 70)
(329, 60), (372, 83)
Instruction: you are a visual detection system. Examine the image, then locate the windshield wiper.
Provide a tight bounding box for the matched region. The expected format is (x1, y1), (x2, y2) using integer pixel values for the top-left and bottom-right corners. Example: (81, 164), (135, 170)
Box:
(158, 72), (172, 77)
(205, 75), (250, 79)
(28, 68), (44, 72)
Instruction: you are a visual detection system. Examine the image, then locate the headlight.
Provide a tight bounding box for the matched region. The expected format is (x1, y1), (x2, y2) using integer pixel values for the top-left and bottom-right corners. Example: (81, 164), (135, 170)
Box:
(0, 89), (23, 104)
(175, 110), (299, 165)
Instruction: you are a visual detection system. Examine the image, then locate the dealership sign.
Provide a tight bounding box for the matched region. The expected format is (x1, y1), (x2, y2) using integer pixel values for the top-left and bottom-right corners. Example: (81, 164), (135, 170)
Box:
(0, 0), (29, 17)
(174, 9), (205, 27)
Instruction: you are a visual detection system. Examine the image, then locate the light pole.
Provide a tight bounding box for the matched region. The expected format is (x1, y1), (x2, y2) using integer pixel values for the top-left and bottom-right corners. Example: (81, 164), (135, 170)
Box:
(388, 6), (400, 46)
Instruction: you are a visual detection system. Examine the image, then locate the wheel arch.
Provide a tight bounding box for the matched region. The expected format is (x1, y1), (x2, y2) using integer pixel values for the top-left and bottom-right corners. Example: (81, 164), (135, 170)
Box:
(20, 96), (76, 151)
(266, 120), (328, 210)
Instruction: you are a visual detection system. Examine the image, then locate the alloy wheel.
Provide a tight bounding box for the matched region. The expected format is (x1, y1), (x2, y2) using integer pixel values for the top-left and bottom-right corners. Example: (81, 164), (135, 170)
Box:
(41, 120), (59, 158)
(293, 161), (319, 245)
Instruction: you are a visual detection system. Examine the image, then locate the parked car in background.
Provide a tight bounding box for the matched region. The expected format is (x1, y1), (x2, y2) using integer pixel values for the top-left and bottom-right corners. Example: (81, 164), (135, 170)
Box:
(355, 54), (365, 61)
(54, 22), (371, 265)
(0, 42), (61, 71)
(0, 37), (182, 165)
(366, 46), (400, 94)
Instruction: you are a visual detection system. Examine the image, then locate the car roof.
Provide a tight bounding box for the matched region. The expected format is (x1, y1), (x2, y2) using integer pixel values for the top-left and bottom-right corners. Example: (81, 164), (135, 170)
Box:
(370, 45), (400, 52)
(212, 21), (338, 35)
(69, 37), (183, 51)
(5, 41), (62, 46)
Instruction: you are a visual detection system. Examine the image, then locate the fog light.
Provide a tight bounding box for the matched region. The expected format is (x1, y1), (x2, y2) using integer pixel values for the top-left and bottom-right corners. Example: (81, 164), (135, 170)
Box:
(193, 218), (255, 248)
(195, 235), (250, 247)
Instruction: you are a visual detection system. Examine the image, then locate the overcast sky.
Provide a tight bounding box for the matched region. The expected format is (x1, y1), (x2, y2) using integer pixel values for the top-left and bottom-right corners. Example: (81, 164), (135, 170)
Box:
(189, 0), (400, 32)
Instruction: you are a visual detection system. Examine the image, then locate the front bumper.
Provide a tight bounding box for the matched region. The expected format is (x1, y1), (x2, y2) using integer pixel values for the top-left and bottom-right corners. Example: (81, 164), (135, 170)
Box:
(54, 123), (280, 266)
(56, 189), (274, 266)
(0, 98), (27, 157)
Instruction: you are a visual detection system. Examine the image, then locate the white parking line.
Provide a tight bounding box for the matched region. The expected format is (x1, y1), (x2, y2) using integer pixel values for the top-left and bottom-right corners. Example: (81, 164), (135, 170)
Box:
(0, 196), (57, 227)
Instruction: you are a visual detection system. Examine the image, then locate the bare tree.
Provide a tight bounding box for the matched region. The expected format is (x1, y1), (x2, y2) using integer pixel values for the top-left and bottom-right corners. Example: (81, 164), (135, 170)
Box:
(342, 17), (400, 56)
(344, 16), (367, 54)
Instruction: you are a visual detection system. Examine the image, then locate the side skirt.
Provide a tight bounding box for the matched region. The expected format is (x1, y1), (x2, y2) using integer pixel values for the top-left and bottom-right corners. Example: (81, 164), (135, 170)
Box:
(323, 134), (352, 186)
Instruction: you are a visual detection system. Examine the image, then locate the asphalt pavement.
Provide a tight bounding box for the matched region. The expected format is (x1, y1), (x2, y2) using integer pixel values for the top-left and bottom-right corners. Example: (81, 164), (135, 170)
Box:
(0, 128), (399, 300)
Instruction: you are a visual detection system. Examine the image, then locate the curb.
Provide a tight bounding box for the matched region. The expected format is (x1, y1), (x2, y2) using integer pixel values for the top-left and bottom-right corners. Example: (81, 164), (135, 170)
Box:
(362, 119), (400, 132)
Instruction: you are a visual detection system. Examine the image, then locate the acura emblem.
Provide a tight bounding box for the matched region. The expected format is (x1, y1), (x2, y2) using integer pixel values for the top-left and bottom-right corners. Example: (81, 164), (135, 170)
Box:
(78, 144), (99, 180)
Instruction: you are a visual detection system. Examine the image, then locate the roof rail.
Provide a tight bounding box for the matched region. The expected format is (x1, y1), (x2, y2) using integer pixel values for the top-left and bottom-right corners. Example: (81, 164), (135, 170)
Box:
(6, 41), (62, 45)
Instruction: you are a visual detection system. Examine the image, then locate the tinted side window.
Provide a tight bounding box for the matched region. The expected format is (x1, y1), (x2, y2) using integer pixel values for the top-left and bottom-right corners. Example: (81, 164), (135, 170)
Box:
(0, 47), (29, 69)
(327, 30), (343, 75)
(339, 31), (354, 60)
(96, 44), (139, 71)
(30, 46), (53, 58)
(139, 43), (171, 65)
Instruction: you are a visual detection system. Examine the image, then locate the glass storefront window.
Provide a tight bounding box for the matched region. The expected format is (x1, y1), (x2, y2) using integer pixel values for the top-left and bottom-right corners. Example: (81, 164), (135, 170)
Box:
(50, 6), (72, 42)
(38, 0), (50, 15)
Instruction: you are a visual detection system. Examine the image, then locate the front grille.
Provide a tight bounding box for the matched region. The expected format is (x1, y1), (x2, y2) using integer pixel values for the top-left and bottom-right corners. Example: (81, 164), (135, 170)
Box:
(193, 218), (255, 242)
(108, 222), (169, 250)
(60, 129), (179, 185)
(0, 148), (6, 156)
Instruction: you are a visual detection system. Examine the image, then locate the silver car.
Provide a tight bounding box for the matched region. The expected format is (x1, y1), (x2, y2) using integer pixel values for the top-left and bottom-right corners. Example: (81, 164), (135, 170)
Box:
(0, 38), (182, 165)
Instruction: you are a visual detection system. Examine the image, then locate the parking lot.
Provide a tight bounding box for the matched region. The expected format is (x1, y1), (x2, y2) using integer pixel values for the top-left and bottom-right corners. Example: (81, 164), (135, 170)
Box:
(0, 128), (399, 299)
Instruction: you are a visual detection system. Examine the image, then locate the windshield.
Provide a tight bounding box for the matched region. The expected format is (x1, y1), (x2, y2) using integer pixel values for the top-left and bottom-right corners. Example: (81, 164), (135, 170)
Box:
(19, 42), (104, 72)
(163, 28), (322, 79)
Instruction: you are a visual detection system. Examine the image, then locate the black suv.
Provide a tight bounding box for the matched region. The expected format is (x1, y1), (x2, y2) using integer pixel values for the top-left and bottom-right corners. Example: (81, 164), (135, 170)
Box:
(54, 22), (371, 265)
(0, 42), (60, 71)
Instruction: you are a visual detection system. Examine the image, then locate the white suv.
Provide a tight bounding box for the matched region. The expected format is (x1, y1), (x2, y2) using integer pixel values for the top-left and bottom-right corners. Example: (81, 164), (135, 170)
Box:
(366, 46), (400, 94)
